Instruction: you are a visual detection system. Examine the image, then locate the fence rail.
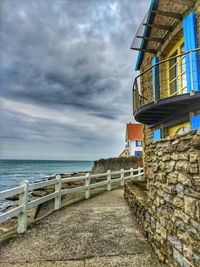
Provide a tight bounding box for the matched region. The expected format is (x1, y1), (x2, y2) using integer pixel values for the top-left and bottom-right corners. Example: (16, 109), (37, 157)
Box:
(0, 167), (144, 234)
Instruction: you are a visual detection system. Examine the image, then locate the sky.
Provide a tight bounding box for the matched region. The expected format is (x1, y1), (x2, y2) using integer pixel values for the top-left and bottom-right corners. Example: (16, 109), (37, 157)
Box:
(0, 0), (148, 160)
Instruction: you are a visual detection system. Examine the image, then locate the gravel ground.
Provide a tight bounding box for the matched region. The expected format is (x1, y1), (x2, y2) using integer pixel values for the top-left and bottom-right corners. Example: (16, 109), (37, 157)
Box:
(0, 189), (162, 267)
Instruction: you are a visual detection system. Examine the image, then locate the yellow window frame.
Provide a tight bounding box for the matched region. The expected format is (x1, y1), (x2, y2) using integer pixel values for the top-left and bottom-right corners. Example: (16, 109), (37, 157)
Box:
(167, 37), (186, 97)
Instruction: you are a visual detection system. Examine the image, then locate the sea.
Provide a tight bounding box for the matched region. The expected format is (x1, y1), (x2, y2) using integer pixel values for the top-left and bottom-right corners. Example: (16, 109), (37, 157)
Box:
(0, 159), (93, 211)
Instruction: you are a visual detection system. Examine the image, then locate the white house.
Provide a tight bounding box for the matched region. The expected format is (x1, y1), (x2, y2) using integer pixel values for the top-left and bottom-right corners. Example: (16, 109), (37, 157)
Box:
(125, 123), (143, 157)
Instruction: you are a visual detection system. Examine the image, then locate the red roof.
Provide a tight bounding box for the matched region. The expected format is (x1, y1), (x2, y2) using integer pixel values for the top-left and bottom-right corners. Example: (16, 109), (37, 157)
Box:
(126, 123), (143, 141)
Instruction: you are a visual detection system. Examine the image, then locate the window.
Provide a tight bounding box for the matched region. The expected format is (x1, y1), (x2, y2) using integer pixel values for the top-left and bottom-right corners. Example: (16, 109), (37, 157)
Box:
(135, 151), (143, 157)
(191, 114), (200, 129)
(167, 38), (187, 97)
(152, 128), (162, 141)
(136, 140), (142, 147)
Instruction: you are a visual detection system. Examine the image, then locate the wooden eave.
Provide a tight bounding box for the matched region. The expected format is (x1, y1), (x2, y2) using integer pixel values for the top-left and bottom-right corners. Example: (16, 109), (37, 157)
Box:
(132, 0), (193, 65)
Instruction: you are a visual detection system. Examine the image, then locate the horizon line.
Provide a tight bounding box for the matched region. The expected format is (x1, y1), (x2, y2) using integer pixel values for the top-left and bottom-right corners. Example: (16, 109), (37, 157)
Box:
(0, 158), (95, 162)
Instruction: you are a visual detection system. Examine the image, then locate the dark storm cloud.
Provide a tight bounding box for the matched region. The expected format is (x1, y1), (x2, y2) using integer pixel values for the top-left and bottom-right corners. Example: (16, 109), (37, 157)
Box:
(0, 0), (148, 159)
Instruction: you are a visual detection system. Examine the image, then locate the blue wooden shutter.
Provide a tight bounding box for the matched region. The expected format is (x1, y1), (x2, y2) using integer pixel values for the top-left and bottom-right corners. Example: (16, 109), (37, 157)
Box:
(152, 128), (162, 141)
(152, 56), (160, 100)
(136, 140), (138, 147)
(191, 114), (200, 129)
(182, 12), (200, 92)
(135, 151), (139, 157)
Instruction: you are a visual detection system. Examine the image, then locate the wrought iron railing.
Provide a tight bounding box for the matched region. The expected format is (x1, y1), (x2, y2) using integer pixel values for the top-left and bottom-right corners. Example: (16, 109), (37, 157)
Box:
(133, 48), (200, 113)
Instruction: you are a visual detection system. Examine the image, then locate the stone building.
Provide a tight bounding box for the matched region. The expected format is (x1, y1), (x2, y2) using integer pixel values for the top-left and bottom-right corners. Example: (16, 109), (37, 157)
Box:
(125, 0), (200, 266)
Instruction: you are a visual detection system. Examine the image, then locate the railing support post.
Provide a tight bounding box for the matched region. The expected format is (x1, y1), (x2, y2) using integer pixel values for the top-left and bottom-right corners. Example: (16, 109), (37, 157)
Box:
(120, 169), (124, 186)
(85, 173), (90, 199)
(107, 170), (111, 191)
(130, 168), (134, 178)
(138, 167), (142, 179)
(55, 175), (62, 210)
(190, 50), (194, 95)
(17, 180), (29, 234)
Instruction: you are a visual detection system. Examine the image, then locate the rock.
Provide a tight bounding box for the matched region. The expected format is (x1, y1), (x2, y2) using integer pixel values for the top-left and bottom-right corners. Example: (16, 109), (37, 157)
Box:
(175, 161), (189, 173)
(184, 188), (200, 199)
(171, 153), (179, 160)
(189, 163), (199, 174)
(178, 173), (192, 186)
(162, 155), (171, 161)
(6, 195), (19, 201)
(177, 141), (191, 152)
(152, 163), (159, 172)
(178, 154), (189, 160)
(175, 210), (190, 224)
(168, 236), (183, 252)
(172, 197), (184, 208)
(163, 143), (174, 153)
(173, 248), (191, 267)
(192, 135), (200, 149)
(159, 161), (166, 171)
(191, 176), (200, 190)
(190, 153), (199, 163)
(157, 173), (166, 183)
(167, 173), (178, 184)
(176, 184), (184, 197)
(165, 161), (175, 173)
(184, 196), (197, 219)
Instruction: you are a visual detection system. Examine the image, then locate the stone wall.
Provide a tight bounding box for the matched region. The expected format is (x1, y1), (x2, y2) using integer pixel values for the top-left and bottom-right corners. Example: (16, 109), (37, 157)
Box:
(125, 130), (200, 267)
(91, 156), (143, 174)
(125, 181), (148, 231)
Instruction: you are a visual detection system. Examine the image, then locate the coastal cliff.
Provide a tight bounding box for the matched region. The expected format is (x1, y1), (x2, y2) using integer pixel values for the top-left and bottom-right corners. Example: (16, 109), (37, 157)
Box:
(92, 156), (143, 174)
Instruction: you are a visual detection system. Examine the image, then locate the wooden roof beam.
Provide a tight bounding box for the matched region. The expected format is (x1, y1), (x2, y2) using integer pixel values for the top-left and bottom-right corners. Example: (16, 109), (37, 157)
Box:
(131, 47), (157, 54)
(143, 23), (172, 31)
(169, 0), (195, 7)
(151, 10), (182, 20)
(136, 35), (163, 43)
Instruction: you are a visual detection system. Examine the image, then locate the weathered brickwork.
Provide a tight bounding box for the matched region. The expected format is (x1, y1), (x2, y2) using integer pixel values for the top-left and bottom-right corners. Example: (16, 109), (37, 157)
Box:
(125, 130), (200, 267)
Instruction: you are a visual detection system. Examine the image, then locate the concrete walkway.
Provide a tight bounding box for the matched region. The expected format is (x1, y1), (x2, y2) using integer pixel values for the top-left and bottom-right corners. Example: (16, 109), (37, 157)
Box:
(0, 189), (162, 267)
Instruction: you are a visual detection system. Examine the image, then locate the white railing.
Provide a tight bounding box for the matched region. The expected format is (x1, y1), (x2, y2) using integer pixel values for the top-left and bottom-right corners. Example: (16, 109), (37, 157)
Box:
(0, 167), (144, 234)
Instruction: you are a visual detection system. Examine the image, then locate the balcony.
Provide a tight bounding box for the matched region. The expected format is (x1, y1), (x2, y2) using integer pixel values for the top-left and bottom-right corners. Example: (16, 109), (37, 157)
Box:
(133, 48), (200, 126)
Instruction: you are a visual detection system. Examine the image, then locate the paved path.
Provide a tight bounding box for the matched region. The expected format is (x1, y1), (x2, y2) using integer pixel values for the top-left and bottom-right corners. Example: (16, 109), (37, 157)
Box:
(0, 189), (162, 267)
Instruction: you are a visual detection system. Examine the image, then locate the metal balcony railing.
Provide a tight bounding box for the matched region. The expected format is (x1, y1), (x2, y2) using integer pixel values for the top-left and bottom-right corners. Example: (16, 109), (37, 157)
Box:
(133, 48), (200, 113)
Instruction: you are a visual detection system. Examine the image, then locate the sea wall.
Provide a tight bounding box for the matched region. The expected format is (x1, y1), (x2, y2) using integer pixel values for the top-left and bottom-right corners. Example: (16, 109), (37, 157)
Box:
(92, 156), (143, 174)
(125, 130), (200, 267)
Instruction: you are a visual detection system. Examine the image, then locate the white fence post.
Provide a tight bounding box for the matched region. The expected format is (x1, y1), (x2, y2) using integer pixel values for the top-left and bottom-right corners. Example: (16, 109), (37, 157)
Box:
(17, 180), (29, 234)
(130, 168), (133, 178)
(107, 170), (111, 191)
(120, 169), (124, 186)
(85, 173), (90, 199)
(55, 175), (61, 210)
(138, 167), (141, 179)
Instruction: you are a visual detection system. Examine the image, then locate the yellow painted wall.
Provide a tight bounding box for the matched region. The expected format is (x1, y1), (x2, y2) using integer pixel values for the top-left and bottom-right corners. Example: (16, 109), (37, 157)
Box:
(169, 122), (190, 136)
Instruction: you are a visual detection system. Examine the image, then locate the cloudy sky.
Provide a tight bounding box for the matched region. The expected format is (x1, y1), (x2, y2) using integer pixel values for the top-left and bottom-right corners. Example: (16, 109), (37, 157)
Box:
(0, 0), (148, 160)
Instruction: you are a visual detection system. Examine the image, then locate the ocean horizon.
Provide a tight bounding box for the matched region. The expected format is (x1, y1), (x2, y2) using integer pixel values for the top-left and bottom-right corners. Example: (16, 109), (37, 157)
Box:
(0, 159), (94, 191)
